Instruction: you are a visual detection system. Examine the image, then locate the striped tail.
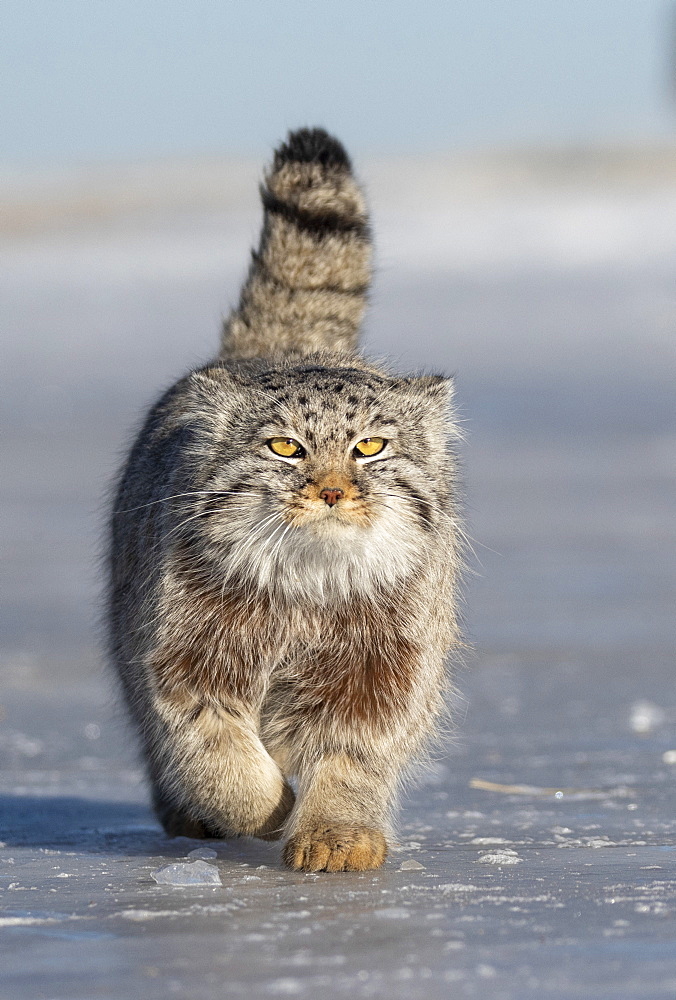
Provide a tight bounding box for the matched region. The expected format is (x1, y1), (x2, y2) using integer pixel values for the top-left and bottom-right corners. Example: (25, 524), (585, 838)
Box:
(220, 128), (372, 360)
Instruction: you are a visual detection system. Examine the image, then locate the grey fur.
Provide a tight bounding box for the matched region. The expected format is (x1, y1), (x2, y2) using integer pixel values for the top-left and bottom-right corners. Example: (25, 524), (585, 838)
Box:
(107, 128), (463, 871)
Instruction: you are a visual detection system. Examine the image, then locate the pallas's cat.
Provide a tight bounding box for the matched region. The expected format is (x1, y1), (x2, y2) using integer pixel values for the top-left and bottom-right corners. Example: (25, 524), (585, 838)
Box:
(108, 128), (462, 871)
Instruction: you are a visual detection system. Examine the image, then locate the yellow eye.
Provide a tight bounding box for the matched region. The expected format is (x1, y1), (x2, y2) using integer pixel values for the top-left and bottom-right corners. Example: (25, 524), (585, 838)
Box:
(268, 437), (305, 458)
(354, 437), (386, 457)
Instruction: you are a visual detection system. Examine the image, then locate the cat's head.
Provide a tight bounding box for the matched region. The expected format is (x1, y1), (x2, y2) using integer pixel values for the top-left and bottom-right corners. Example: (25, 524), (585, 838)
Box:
(173, 359), (460, 601)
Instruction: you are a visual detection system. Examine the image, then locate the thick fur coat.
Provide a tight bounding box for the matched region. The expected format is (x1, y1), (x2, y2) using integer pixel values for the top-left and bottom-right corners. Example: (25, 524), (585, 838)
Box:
(108, 128), (462, 871)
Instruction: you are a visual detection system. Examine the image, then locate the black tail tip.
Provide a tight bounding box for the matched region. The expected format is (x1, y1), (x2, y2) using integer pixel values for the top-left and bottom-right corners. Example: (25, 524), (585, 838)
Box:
(273, 127), (352, 172)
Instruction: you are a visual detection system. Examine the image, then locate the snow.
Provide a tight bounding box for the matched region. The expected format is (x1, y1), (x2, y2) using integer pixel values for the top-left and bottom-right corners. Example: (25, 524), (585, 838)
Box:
(266, 979), (303, 995)
(0, 915), (61, 926)
(630, 700), (667, 735)
(117, 909), (184, 921)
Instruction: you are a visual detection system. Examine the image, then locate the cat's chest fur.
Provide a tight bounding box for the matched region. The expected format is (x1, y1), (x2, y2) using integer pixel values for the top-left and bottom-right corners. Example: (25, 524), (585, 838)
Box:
(150, 549), (421, 714)
(155, 558), (425, 728)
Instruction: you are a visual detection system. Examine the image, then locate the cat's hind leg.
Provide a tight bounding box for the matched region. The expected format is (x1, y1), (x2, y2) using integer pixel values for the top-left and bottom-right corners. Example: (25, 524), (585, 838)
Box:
(152, 787), (220, 840)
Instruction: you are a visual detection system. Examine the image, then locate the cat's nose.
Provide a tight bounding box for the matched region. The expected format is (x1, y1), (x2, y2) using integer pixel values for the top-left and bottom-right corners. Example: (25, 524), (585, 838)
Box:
(319, 488), (344, 507)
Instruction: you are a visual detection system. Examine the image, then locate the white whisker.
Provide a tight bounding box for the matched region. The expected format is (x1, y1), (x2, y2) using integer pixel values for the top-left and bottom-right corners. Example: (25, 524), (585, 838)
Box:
(115, 489), (261, 513)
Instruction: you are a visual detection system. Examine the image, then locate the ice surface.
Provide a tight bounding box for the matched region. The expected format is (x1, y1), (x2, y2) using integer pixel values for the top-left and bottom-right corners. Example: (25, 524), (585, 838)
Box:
(374, 907), (411, 919)
(151, 861), (222, 886)
(187, 847), (217, 860)
(3, 161), (676, 998)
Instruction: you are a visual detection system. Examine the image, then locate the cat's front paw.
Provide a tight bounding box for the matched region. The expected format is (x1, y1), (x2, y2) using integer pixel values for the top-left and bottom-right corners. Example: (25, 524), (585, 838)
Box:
(283, 825), (387, 872)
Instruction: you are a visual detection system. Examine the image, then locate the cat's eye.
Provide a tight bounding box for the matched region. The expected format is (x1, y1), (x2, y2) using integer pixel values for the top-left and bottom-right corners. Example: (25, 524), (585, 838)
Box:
(354, 437), (386, 457)
(268, 437), (305, 458)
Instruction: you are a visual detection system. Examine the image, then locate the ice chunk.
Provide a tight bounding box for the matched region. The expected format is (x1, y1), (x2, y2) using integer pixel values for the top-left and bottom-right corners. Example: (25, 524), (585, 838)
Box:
(151, 861), (221, 886)
(477, 849), (521, 865)
(398, 859), (426, 871)
(187, 847), (217, 860)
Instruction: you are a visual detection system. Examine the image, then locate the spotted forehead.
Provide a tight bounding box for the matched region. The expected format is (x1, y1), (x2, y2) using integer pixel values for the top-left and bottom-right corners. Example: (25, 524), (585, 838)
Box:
(253, 366), (397, 431)
(246, 365), (395, 445)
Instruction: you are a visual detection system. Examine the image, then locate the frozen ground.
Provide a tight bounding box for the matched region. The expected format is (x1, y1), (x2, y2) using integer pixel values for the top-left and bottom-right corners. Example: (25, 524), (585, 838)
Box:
(1, 153), (676, 998)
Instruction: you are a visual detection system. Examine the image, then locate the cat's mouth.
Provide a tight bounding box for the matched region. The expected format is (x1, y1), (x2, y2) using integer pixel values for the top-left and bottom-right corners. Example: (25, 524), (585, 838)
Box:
(285, 495), (374, 530)
(280, 475), (373, 530)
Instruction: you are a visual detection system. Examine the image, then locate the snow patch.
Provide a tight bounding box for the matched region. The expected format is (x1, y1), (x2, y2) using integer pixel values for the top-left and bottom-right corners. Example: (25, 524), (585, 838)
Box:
(630, 700), (665, 734)
(117, 909), (183, 921)
(266, 979), (303, 995)
(0, 916), (60, 927)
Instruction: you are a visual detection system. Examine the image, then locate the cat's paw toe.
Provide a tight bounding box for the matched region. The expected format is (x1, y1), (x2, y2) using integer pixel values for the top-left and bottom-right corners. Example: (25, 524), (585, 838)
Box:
(283, 825), (387, 872)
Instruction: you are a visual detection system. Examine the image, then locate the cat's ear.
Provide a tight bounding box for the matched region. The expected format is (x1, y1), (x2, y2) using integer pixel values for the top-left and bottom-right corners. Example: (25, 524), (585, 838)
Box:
(181, 368), (249, 436)
(411, 374), (455, 404)
(396, 374), (455, 415)
(392, 374), (459, 442)
(189, 368), (248, 403)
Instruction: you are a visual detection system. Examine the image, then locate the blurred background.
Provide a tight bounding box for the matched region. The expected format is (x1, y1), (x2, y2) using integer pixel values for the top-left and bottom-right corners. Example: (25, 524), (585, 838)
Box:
(1, 1), (675, 788)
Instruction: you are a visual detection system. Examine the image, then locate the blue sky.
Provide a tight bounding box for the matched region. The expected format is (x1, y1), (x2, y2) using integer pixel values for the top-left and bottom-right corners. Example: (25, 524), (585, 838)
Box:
(2, 0), (675, 165)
